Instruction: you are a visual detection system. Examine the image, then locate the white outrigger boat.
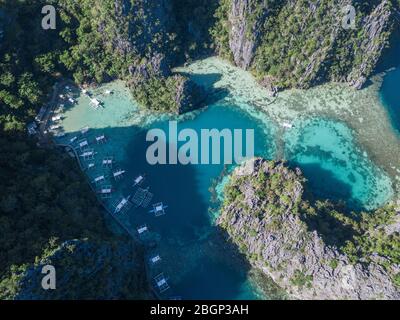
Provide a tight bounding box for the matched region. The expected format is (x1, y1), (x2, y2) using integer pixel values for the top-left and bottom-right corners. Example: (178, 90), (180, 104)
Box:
(149, 202), (168, 217)
(49, 124), (61, 130)
(92, 175), (105, 185)
(114, 195), (131, 214)
(281, 122), (293, 129)
(80, 150), (96, 160)
(113, 169), (126, 180)
(80, 126), (89, 135)
(97, 185), (113, 199)
(132, 174), (145, 187)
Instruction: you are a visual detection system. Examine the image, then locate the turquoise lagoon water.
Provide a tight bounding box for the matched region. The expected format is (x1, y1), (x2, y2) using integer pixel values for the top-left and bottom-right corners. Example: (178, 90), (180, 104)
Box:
(53, 61), (396, 299)
(284, 118), (393, 210)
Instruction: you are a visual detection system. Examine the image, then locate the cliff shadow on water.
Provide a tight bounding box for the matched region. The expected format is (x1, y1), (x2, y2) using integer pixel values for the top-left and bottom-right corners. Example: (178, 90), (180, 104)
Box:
(177, 71), (231, 104)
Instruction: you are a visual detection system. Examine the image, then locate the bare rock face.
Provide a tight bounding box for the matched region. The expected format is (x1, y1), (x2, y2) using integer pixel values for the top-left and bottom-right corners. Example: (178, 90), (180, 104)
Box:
(218, 159), (400, 300)
(228, 0), (269, 70)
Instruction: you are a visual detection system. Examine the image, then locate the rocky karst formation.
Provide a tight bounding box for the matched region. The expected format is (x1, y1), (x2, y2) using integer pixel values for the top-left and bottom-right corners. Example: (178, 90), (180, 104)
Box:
(219, 0), (397, 91)
(218, 159), (400, 299)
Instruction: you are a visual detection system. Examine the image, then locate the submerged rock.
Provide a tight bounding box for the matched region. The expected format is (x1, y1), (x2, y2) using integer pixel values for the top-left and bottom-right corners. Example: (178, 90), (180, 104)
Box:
(218, 158), (400, 299)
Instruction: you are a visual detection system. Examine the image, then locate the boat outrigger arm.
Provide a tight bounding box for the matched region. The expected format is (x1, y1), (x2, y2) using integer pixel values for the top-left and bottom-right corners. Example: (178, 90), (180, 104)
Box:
(114, 195), (131, 214)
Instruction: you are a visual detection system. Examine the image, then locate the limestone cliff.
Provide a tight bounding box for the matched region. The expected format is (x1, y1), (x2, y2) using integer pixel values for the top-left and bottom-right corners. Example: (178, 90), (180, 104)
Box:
(218, 159), (400, 299)
(228, 0), (269, 70)
(214, 0), (397, 91)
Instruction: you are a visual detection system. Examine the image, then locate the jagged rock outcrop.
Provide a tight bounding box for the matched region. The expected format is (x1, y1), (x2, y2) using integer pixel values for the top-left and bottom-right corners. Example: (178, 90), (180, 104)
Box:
(12, 240), (150, 300)
(218, 159), (400, 300)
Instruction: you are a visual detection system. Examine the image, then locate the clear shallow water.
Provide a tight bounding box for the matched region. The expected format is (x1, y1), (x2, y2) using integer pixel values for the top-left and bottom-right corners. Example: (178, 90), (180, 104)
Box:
(54, 59), (395, 299)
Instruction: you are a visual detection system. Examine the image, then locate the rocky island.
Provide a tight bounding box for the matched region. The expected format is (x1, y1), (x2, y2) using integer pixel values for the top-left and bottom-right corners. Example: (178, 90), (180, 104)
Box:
(218, 159), (400, 299)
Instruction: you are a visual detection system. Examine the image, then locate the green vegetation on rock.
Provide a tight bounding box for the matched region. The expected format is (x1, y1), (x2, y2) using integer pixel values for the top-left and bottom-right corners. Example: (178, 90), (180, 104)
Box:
(219, 159), (400, 299)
